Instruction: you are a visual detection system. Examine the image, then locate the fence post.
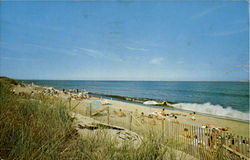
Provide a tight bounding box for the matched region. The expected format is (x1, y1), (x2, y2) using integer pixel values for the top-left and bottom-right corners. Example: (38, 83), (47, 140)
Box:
(162, 118), (164, 141)
(89, 103), (92, 117)
(107, 106), (110, 124)
(166, 119), (168, 140)
(129, 112), (132, 130)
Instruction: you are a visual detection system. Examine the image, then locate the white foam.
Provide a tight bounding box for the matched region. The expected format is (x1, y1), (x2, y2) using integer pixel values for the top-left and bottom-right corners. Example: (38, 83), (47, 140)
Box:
(172, 102), (249, 121)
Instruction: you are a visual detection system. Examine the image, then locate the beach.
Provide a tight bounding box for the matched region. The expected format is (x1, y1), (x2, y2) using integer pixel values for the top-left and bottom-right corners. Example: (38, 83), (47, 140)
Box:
(14, 83), (249, 138)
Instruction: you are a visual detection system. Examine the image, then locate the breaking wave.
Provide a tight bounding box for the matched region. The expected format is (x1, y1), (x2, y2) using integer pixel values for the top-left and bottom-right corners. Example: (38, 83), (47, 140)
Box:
(172, 102), (249, 121)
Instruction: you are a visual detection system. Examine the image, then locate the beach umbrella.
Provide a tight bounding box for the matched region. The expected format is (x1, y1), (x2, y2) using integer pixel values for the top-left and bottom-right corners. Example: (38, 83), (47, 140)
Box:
(143, 101), (158, 105)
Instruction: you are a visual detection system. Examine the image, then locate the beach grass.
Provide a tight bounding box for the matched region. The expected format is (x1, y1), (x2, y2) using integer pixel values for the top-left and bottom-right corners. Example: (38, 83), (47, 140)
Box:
(0, 78), (180, 160)
(0, 78), (76, 159)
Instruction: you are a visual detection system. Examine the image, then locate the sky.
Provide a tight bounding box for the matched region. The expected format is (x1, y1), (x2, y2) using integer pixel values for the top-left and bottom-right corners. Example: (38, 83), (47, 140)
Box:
(0, 1), (249, 81)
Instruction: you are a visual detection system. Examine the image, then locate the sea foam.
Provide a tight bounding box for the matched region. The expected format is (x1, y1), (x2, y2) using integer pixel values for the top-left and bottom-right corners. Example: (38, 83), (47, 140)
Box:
(172, 102), (249, 121)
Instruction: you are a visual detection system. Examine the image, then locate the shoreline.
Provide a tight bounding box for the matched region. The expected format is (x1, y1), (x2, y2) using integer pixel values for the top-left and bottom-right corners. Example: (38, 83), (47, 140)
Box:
(89, 92), (249, 123)
(18, 80), (250, 123)
(18, 80), (249, 120)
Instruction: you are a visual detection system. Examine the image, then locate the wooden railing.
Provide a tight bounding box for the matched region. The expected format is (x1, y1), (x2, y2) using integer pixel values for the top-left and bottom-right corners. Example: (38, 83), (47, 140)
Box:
(165, 120), (250, 160)
(83, 103), (249, 160)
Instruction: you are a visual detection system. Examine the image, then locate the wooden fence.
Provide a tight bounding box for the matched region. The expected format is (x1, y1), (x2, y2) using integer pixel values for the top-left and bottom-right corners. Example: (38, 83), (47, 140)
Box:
(82, 102), (249, 160)
(165, 120), (250, 160)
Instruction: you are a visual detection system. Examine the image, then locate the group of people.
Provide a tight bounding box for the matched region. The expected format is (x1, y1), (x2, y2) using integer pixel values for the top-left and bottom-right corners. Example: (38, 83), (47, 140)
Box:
(63, 88), (89, 100)
(130, 108), (182, 125)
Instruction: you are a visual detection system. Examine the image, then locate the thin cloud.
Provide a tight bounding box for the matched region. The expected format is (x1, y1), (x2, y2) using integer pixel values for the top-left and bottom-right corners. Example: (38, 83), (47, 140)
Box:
(77, 47), (123, 62)
(125, 46), (148, 51)
(149, 57), (164, 65)
(77, 47), (104, 58)
(190, 6), (222, 20)
(208, 28), (248, 36)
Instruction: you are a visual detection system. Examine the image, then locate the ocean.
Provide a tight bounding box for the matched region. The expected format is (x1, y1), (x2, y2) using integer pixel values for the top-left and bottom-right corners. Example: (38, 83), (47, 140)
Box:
(20, 80), (249, 121)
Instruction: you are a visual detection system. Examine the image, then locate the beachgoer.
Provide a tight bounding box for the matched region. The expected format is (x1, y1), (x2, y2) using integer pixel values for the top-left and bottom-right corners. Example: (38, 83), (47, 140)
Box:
(184, 128), (191, 138)
(31, 91), (34, 97)
(192, 135), (198, 145)
(173, 116), (179, 124)
(191, 115), (196, 121)
(209, 128), (217, 151)
(141, 112), (145, 123)
(231, 138), (239, 152)
(117, 109), (126, 117)
(161, 108), (166, 116)
(222, 127), (229, 131)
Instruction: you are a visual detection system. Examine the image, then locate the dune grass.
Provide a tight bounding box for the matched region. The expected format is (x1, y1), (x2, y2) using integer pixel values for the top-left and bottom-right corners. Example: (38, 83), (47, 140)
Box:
(0, 78), (180, 160)
(0, 79), (76, 159)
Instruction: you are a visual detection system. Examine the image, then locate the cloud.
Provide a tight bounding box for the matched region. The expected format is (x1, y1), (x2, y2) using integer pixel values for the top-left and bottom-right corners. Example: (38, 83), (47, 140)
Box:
(149, 57), (164, 65)
(77, 47), (104, 58)
(208, 28), (248, 36)
(190, 6), (222, 20)
(125, 46), (148, 51)
(77, 47), (123, 62)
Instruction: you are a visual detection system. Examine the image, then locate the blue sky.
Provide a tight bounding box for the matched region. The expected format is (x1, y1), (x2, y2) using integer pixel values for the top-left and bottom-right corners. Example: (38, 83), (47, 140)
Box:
(0, 1), (249, 81)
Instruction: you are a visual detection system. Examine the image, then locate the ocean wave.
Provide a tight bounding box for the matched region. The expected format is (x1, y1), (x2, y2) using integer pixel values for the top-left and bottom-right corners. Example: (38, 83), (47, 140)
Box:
(172, 102), (249, 121)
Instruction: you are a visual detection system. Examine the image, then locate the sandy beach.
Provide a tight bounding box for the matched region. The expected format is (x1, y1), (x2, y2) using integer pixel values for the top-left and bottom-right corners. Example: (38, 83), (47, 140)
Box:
(14, 84), (249, 138)
(73, 98), (249, 137)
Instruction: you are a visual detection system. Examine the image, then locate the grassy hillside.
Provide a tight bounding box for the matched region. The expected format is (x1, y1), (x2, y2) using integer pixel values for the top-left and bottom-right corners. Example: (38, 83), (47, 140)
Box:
(0, 78), (75, 159)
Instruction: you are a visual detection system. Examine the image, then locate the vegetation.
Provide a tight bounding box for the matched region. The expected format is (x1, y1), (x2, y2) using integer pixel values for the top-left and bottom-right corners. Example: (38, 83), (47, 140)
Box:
(0, 78), (176, 160)
(0, 78), (75, 159)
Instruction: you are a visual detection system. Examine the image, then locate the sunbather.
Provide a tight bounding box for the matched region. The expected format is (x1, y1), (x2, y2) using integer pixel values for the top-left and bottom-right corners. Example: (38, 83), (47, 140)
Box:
(117, 109), (126, 117)
(173, 116), (179, 124)
(161, 108), (166, 116)
(184, 128), (191, 138)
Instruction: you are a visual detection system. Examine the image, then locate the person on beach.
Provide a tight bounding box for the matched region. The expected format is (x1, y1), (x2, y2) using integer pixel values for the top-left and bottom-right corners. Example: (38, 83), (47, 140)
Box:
(209, 128), (218, 151)
(161, 108), (166, 116)
(173, 116), (179, 124)
(191, 112), (196, 121)
(231, 138), (240, 152)
(141, 112), (145, 123)
(117, 109), (126, 117)
(184, 128), (191, 138)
